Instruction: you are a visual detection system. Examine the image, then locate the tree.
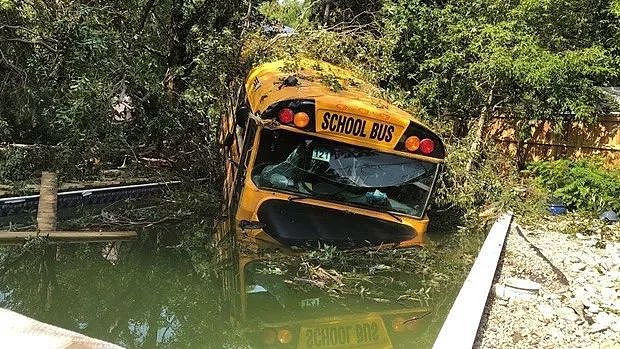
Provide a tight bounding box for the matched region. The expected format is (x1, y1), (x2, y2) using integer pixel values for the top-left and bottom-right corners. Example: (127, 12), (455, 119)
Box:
(384, 0), (618, 169)
(0, 0), (258, 181)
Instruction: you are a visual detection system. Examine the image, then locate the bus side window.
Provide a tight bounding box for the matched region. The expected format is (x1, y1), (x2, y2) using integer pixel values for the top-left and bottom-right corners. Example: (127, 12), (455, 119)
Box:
(233, 98), (250, 154)
(235, 103), (249, 129)
(230, 118), (257, 215)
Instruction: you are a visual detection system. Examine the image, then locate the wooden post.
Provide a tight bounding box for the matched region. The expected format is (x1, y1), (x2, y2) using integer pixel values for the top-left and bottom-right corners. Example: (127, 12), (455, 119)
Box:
(1, 172), (136, 244)
(36, 171), (58, 231)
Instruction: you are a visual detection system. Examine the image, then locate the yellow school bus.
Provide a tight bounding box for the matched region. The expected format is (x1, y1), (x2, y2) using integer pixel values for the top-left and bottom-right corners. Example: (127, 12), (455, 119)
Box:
(219, 58), (445, 249)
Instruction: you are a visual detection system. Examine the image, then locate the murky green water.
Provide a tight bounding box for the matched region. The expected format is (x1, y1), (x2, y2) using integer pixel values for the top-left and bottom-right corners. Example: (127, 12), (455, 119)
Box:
(0, 199), (484, 349)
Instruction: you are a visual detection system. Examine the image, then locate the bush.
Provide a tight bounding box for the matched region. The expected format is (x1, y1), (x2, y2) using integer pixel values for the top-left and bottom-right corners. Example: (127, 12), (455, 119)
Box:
(431, 137), (548, 220)
(528, 158), (620, 212)
(0, 147), (54, 182)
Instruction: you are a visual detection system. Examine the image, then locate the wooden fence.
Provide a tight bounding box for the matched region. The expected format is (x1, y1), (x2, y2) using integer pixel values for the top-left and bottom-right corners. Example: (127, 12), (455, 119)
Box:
(487, 113), (620, 166)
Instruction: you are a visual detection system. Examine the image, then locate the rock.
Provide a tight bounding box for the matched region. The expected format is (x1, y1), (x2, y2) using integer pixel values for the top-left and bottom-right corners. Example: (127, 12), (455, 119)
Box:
(556, 306), (579, 322)
(496, 298), (509, 306)
(600, 287), (616, 300)
(589, 313), (613, 333)
(611, 320), (620, 332)
(569, 299), (585, 319)
(589, 321), (610, 333)
(569, 255), (582, 263)
(506, 277), (542, 293)
(478, 221), (620, 349)
(611, 300), (620, 312)
(537, 303), (555, 322)
(587, 340), (620, 349)
(599, 210), (619, 224)
(597, 277), (615, 288)
(494, 284), (537, 301)
(587, 304), (600, 314)
(583, 285), (597, 296)
(571, 262), (587, 272)
(494, 284), (509, 300)
(574, 292), (594, 309)
(584, 311), (596, 325)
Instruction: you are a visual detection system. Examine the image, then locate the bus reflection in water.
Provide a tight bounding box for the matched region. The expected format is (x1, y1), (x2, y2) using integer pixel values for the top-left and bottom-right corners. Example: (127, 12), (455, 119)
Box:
(237, 257), (434, 349)
(213, 236), (435, 349)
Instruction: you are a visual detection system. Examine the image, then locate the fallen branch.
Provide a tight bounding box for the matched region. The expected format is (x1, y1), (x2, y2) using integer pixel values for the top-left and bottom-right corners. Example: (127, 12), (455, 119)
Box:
(0, 38), (58, 53)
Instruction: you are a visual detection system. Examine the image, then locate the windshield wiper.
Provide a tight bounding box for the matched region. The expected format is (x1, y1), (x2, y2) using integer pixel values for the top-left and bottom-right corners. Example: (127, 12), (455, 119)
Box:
(288, 190), (345, 202)
(383, 210), (403, 222)
(289, 194), (404, 222)
(288, 194), (313, 202)
(288, 193), (340, 202)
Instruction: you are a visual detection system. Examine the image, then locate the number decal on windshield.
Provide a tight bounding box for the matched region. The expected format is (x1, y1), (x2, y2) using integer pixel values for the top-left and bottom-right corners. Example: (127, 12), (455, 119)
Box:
(312, 148), (331, 162)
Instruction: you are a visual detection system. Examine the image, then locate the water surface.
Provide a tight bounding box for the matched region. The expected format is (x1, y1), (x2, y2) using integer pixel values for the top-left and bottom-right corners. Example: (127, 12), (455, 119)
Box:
(0, 200), (484, 348)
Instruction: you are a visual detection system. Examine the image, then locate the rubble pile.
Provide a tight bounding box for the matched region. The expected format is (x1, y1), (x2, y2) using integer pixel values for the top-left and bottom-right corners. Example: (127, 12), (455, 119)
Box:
(475, 222), (620, 348)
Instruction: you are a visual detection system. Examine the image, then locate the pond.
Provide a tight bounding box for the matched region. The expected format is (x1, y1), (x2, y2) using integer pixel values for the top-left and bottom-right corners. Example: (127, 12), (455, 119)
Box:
(0, 193), (485, 349)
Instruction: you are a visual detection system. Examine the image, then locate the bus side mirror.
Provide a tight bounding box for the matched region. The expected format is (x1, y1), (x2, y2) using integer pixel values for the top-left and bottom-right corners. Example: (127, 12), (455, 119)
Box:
(235, 104), (249, 127)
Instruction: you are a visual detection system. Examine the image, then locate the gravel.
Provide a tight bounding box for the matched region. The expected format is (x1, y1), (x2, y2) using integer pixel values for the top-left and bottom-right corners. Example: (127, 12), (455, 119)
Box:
(474, 220), (620, 349)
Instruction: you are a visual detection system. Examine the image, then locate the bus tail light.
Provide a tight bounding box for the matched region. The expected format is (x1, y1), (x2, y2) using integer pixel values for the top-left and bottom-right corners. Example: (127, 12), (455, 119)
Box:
(391, 317), (406, 332)
(394, 121), (445, 158)
(278, 108), (294, 124)
(419, 139), (435, 154)
(263, 99), (316, 131)
(293, 112), (310, 128)
(277, 328), (293, 344)
(405, 136), (420, 152)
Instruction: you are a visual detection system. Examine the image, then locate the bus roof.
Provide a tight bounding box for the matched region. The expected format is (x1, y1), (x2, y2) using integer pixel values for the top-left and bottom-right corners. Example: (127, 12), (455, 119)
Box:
(243, 58), (445, 160)
(245, 58), (423, 127)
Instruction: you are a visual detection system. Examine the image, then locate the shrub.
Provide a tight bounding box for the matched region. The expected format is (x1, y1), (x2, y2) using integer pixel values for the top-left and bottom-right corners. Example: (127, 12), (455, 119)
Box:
(0, 147), (53, 182)
(528, 158), (620, 212)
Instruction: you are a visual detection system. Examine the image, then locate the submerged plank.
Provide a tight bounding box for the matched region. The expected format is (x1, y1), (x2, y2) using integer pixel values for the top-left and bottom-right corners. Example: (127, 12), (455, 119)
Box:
(432, 212), (513, 349)
(0, 230), (137, 244)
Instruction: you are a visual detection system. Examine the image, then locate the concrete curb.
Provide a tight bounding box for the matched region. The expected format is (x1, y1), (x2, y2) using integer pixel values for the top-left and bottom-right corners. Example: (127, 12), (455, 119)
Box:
(432, 212), (513, 349)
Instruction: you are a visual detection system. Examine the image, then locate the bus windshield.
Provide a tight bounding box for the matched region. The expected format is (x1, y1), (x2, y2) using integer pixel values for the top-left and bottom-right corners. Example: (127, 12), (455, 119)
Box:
(251, 129), (438, 218)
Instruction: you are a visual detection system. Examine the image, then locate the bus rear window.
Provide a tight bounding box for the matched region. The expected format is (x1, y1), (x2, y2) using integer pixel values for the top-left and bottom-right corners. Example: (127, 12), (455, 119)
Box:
(251, 129), (438, 218)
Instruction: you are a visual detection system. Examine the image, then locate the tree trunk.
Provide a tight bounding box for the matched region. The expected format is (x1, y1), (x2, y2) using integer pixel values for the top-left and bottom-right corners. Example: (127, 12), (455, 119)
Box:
(452, 116), (468, 138)
(466, 90), (494, 173)
(323, 1), (331, 26)
(164, 0), (191, 101)
(516, 139), (526, 170)
(514, 119), (527, 170)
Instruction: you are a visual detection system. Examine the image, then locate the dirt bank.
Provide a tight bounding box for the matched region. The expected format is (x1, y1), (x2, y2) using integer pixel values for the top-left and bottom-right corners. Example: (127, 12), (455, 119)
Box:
(475, 219), (620, 349)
